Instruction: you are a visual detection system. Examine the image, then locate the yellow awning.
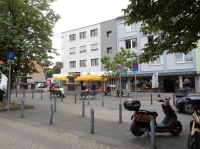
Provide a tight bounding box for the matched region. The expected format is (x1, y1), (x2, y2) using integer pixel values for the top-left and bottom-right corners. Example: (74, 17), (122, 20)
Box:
(54, 76), (67, 81)
(77, 74), (107, 82)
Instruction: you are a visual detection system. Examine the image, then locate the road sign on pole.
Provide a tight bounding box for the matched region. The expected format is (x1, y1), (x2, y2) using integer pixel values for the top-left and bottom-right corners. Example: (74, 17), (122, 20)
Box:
(117, 66), (124, 70)
(133, 63), (138, 71)
(7, 52), (15, 64)
(7, 52), (15, 111)
(7, 52), (15, 60)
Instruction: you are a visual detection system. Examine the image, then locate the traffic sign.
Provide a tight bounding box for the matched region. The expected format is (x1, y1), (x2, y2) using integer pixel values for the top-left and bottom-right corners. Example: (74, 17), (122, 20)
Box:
(133, 63), (138, 71)
(117, 66), (124, 70)
(7, 52), (15, 60)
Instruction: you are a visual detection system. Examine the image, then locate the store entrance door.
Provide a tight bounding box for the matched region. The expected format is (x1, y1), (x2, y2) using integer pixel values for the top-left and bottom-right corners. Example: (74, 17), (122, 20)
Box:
(163, 77), (176, 92)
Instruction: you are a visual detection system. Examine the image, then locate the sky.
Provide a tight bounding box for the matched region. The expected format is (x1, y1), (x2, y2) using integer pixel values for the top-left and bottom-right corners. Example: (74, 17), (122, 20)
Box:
(50, 0), (130, 64)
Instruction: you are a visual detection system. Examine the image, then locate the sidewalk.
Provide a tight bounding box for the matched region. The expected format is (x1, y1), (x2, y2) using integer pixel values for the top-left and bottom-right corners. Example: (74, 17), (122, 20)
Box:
(0, 92), (192, 149)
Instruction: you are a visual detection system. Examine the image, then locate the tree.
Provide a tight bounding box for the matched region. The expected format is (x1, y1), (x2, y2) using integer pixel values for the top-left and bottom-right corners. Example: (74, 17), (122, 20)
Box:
(123, 0), (200, 63)
(52, 62), (63, 74)
(0, 0), (60, 88)
(101, 48), (137, 77)
(45, 61), (63, 78)
(45, 69), (54, 78)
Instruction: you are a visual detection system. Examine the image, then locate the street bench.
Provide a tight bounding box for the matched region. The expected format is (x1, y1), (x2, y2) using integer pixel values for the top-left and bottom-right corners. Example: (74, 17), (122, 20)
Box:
(50, 90), (64, 98)
(80, 91), (97, 99)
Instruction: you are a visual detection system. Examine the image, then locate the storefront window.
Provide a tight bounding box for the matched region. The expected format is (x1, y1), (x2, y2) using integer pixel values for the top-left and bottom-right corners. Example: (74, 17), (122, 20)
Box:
(183, 76), (195, 91)
(130, 77), (160, 91)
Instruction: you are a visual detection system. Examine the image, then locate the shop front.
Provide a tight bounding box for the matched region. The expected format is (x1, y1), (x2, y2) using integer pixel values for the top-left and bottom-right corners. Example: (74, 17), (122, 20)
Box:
(123, 71), (197, 93)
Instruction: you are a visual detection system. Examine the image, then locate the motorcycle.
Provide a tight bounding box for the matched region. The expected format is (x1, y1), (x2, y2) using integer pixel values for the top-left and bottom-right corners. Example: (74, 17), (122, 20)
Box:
(186, 98), (200, 149)
(124, 98), (182, 137)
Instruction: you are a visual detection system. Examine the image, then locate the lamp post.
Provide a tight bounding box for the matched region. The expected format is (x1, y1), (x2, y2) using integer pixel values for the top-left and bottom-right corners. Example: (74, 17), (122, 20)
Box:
(117, 65), (123, 123)
(132, 55), (138, 100)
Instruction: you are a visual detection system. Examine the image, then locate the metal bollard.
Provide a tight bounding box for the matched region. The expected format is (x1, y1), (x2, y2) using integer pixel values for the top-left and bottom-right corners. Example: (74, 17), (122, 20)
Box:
(50, 93), (52, 101)
(32, 90), (34, 99)
(119, 103), (122, 123)
(102, 95), (104, 106)
(88, 97), (90, 105)
(23, 90), (25, 98)
(16, 89), (17, 97)
(50, 104), (53, 125)
(150, 116), (156, 149)
(90, 108), (94, 134)
(75, 93), (76, 103)
(173, 94), (175, 106)
(54, 97), (57, 112)
(41, 92), (42, 100)
(21, 100), (24, 118)
(61, 94), (63, 102)
(151, 93), (153, 105)
(82, 99), (85, 117)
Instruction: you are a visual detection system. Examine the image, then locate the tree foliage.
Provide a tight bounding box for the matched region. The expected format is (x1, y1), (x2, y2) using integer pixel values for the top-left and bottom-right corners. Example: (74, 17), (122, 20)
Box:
(0, 0), (60, 87)
(45, 69), (54, 78)
(52, 61), (63, 74)
(101, 48), (137, 77)
(123, 0), (200, 63)
(45, 61), (63, 78)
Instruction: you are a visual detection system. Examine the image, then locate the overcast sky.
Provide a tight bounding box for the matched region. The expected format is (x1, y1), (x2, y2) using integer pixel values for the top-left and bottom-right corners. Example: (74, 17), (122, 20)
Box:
(50, 0), (130, 64)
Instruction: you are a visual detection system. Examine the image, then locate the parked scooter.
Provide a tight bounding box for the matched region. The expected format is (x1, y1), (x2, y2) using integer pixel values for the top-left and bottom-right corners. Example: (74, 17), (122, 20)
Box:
(186, 98), (200, 149)
(124, 98), (182, 137)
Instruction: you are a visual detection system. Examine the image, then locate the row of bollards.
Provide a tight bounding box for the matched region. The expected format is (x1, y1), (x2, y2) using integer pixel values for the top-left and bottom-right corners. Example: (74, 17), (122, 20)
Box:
(150, 93), (176, 106)
(16, 89), (43, 99)
(18, 92), (176, 148)
(49, 98), (95, 135)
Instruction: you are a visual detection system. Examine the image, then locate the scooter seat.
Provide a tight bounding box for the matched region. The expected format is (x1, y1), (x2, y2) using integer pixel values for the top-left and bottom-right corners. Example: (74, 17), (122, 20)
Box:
(138, 110), (158, 116)
(146, 111), (158, 116)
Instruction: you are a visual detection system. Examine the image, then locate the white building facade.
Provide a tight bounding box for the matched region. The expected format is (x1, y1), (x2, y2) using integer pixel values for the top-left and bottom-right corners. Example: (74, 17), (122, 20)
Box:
(61, 23), (102, 74)
(60, 19), (117, 91)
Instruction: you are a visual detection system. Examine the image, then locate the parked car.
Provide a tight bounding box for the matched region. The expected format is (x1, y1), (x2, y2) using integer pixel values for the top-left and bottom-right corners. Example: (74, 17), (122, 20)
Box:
(176, 95), (200, 114)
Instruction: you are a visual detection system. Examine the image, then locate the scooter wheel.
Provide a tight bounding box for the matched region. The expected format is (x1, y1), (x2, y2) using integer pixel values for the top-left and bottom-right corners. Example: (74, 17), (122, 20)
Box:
(130, 122), (145, 137)
(170, 121), (182, 135)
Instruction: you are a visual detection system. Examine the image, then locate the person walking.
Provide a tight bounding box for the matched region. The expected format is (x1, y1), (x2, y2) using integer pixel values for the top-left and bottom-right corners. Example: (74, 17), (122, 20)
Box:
(0, 89), (5, 103)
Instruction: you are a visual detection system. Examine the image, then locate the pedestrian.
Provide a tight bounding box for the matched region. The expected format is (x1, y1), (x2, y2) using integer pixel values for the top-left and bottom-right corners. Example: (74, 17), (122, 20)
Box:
(50, 85), (55, 90)
(104, 84), (111, 95)
(0, 89), (5, 103)
(116, 86), (123, 97)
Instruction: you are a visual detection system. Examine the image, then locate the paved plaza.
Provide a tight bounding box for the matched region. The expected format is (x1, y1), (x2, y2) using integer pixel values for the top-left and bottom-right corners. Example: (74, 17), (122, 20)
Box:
(0, 91), (195, 149)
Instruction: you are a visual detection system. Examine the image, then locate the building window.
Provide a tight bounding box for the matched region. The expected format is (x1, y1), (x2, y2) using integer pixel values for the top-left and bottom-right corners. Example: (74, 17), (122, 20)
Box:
(125, 38), (137, 49)
(107, 47), (112, 54)
(80, 60), (87, 67)
(149, 55), (163, 65)
(69, 47), (76, 54)
(148, 36), (154, 43)
(80, 45), (87, 53)
(90, 29), (98, 37)
(125, 23), (137, 32)
(69, 34), (76, 41)
(91, 43), (98, 51)
(69, 61), (76, 68)
(175, 51), (193, 63)
(80, 31), (86, 39)
(91, 58), (99, 66)
(107, 31), (112, 37)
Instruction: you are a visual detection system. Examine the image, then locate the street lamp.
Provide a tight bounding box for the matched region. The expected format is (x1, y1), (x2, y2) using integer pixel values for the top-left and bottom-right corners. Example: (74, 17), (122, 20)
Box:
(131, 55), (138, 100)
(116, 64), (123, 123)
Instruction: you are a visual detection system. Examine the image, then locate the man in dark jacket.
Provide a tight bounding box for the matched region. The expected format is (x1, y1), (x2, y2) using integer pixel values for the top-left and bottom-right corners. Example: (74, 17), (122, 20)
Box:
(0, 89), (5, 103)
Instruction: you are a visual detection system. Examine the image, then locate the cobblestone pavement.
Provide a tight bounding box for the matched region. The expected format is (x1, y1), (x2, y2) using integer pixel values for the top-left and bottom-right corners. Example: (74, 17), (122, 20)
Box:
(0, 91), (196, 149)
